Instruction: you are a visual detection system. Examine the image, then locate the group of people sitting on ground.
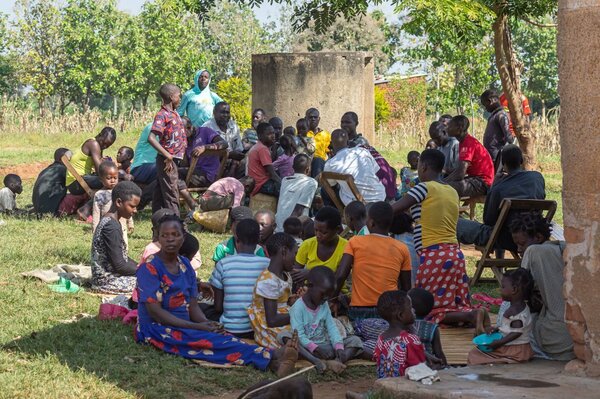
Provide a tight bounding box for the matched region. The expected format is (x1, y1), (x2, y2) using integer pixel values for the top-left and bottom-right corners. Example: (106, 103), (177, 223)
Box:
(3, 76), (574, 383)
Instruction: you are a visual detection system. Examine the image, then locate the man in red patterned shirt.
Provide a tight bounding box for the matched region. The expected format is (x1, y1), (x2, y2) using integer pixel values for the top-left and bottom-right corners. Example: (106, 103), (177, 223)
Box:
(148, 84), (187, 216)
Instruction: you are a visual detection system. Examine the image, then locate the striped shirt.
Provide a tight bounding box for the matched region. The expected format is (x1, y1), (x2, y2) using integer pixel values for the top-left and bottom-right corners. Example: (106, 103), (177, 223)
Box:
(407, 181), (459, 251)
(209, 253), (270, 334)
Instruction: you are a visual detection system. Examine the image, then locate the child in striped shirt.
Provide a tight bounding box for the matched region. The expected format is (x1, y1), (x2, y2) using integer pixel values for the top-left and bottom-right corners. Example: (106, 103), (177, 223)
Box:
(210, 218), (270, 337)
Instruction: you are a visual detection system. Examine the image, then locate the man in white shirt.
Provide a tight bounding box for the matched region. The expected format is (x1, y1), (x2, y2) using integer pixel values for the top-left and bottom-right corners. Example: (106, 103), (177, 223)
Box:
(275, 154), (318, 232)
(323, 129), (386, 205)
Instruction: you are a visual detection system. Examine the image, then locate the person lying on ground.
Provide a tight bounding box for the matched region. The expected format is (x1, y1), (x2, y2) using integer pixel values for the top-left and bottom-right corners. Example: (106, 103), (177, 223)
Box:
(209, 219), (271, 337)
(32, 147), (71, 217)
(392, 149), (488, 333)
(192, 176), (254, 215)
(91, 181), (140, 294)
(275, 154), (318, 233)
(135, 214), (298, 376)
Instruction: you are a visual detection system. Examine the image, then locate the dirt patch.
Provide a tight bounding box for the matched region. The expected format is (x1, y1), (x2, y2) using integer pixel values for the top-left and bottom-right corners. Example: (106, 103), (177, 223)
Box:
(198, 376), (375, 399)
(0, 162), (47, 180)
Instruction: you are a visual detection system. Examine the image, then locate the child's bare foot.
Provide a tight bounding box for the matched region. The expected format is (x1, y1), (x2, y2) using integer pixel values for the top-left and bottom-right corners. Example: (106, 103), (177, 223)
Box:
(274, 330), (298, 378)
(324, 359), (347, 374)
(474, 308), (489, 336)
(315, 360), (326, 374)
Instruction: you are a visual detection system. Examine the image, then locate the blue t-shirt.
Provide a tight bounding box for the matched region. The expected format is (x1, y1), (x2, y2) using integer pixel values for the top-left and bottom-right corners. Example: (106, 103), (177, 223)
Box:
(131, 123), (158, 171)
(209, 253), (270, 334)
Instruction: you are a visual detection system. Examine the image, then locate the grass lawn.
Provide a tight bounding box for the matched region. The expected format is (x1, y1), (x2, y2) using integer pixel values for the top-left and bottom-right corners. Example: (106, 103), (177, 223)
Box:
(0, 128), (563, 398)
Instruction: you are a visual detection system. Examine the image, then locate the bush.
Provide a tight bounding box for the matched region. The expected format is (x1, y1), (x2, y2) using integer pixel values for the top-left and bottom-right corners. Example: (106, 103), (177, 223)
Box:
(374, 85), (391, 127)
(216, 77), (252, 130)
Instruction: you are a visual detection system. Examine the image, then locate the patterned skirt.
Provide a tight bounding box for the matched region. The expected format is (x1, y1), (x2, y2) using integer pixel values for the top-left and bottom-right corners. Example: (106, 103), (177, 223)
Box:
(135, 322), (272, 370)
(416, 243), (473, 324)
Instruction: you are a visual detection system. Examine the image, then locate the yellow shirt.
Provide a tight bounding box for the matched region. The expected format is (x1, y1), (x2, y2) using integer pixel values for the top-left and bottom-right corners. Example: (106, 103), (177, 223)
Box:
(407, 181), (459, 251)
(307, 130), (331, 160)
(295, 236), (347, 273)
(66, 138), (95, 186)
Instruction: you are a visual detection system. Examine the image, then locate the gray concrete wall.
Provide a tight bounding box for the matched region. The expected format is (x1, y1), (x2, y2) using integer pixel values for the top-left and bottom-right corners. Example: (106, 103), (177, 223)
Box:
(252, 52), (375, 143)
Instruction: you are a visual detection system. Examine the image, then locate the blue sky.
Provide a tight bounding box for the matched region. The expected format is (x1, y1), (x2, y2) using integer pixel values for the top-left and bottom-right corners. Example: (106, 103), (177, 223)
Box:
(1, 0), (397, 24)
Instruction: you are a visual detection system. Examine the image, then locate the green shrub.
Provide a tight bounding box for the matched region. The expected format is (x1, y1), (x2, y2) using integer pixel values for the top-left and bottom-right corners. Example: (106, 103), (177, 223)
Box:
(375, 85), (391, 127)
(216, 76), (252, 130)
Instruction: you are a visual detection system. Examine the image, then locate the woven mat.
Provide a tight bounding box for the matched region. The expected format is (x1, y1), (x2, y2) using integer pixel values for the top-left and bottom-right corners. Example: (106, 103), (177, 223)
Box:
(440, 314), (498, 365)
(191, 358), (375, 369)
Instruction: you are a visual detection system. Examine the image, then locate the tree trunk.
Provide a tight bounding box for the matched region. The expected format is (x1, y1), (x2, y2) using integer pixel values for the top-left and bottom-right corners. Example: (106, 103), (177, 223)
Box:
(541, 99), (546, 125)
(112, 96), (118, 118)
(492, 13), (537, 169)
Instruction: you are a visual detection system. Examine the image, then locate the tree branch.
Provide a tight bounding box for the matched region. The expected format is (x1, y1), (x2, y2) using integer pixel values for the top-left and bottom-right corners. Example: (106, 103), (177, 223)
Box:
(522, 18), (557, 28)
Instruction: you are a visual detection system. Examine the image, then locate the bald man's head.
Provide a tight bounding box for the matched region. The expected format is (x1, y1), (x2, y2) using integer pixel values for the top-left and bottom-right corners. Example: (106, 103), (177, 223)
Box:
(331, 129), (348, 153)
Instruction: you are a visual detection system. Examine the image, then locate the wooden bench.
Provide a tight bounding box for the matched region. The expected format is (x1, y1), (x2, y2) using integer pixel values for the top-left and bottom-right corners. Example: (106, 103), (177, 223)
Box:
(61, 154), (95, 198)
(319, 171), (364, 215)
(470, 198), (557, 287)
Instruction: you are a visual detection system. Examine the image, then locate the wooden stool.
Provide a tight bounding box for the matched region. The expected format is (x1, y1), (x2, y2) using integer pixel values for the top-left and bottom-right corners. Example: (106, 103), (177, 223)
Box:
(249, 193), (278, 214)
(193, 208), (230, 233)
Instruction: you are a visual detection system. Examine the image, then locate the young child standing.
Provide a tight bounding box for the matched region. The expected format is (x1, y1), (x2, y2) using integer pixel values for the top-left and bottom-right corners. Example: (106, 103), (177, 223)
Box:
(399, 151), (420, 196)
(147, 83), (186, 216)
(408, 288), (447, 368)
(92, 161), (134, 244)
(248, 232), (298, 348)
(468, 268), (534, 365)
(0, 174), (23, 213)
(344, 201), (368, 236)
(210, 219), (271, 337)
(290, 266), (364, 370)
(373, 290), (426, 378)
(116, 146), (134, 181)
(294, 118), (316, 157)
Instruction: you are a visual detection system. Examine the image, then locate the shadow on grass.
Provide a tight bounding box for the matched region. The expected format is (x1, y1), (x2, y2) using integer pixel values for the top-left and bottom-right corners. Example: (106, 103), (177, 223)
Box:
(3, 317), (267, 398)
(3, 317), (374, 398)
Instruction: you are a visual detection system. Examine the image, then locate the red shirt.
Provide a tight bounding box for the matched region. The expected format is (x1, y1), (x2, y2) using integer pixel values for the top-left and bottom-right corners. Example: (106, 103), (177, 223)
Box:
(499, 93), (531, 135)
(459, 134), (494, 186)
(247, 141), (273, 195)
(151, 106), (187, 159)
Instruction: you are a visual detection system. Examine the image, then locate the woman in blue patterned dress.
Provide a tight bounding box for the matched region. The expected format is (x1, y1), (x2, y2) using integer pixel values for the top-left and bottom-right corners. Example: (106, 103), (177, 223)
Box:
(135, 214), (298, 375)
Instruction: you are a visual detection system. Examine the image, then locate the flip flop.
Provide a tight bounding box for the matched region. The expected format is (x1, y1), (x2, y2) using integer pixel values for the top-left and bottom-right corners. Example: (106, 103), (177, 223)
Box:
(48, 277), (81, 293)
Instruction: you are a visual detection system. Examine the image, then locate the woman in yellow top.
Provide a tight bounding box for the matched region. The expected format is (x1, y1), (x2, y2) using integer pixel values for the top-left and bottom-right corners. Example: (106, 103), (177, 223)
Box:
(305, 108), (331, 178)
(292, 206), (347, 288)
(66, 127), (117, 195)
(392, 149), (488, 334)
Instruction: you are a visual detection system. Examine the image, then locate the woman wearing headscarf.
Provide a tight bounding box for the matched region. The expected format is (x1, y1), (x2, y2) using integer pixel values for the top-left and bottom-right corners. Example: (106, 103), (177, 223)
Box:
(178, 70), (223, 128)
